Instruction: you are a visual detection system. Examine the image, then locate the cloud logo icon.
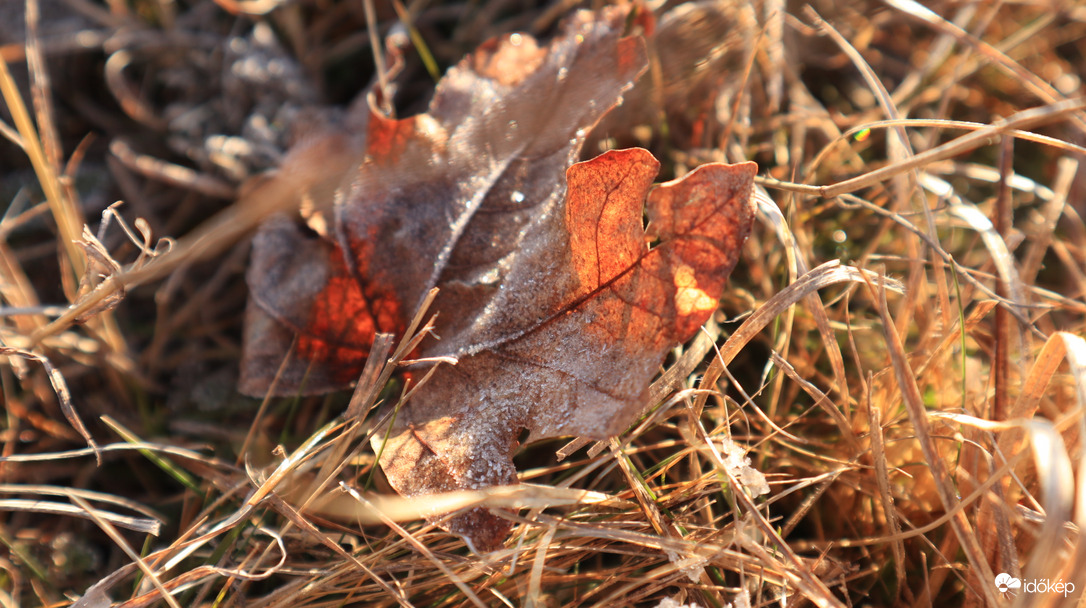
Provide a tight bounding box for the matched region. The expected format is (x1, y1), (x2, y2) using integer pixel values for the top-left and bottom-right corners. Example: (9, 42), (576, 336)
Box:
(995, 573), (1021, 593)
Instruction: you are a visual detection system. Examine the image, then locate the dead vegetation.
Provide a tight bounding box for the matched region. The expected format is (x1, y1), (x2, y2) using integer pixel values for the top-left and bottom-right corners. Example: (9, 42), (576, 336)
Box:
(2, 0), (1085, 606)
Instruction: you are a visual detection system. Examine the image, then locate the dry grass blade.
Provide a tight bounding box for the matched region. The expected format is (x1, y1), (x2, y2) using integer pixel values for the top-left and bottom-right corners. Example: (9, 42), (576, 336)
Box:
(1017, 420), (1075, 605)
(885, 0), (1086, 137)
(755, 188), (851, 418)
(807, 3), (957, 352)
(929, 410), (1080, 608)
(307, 483), (628, 524)
(870, 277), (1000, 607)
(0, 441), (238, 466)
(293, 290), (442, 516)
(262, 494), (411, 606)
(759, 97), (1086, 198)
(691, 261), (903, 414)
(0, 483), (161, 519)
(865, 398), (906, 590)
(0, 483), (161, 534)
(101, 415), (198, 492)
(1015, 332), (1086, 604)
(526, 524), (556, 608)
(832, 119), (1086, 159)
(6, 1), (1086, 605)
(0, 345), (99, 460)
(1020, 157), (1078, 286)
(26, 131), (359, 345)
(0, 499), (157, 534)
(841, 189), (1042, 334)
(687, 412), (844, 607)
(584, 240), (854, 464)
(946, 199), (1028, 322)
(0, 34), (83, 279)
(23, 0), (57, 170)
(68, 495), (182, 608)
(108, 139), (235, 199)
(101, 50), (165, 130)
(340, 483), (489, 608)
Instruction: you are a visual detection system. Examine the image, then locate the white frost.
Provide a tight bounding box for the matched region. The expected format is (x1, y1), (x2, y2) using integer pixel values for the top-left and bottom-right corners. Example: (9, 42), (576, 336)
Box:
(654, 597), (700, 608)
(717, 437), (770, 497)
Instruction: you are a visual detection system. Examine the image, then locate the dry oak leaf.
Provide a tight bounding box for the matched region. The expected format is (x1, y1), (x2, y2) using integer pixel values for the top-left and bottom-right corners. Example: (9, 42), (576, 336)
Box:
(239, 7), (757, 550)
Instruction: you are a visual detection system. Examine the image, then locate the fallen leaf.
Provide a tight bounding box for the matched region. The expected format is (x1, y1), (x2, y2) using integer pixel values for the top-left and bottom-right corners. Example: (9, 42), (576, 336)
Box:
(377, 149), (755, 549)
(240, 7), (757, 549)
(240, 7), (648, 395)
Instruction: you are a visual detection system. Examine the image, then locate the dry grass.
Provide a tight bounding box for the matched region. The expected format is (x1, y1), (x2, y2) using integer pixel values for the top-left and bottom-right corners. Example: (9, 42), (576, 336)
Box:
(2, 0), (1086, 606)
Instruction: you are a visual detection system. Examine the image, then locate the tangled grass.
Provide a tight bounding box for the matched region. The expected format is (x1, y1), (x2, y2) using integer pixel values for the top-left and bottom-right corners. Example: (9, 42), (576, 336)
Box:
(2, 1), (1085, 606)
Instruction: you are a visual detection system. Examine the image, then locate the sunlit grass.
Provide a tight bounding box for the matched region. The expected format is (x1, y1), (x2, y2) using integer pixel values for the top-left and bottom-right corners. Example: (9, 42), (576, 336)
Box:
(1, 1), (1085, 607)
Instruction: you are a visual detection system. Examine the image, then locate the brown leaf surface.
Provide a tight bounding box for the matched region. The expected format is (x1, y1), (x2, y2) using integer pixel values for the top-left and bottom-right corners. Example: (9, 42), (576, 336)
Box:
(241, 7), (648, 395)
(378, 150), (755, 549)
(240, 7), (757, 549)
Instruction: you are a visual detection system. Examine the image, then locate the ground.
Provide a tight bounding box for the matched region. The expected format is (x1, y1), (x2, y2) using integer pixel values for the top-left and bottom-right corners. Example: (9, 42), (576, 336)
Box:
(2, 1), (1086, 606)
